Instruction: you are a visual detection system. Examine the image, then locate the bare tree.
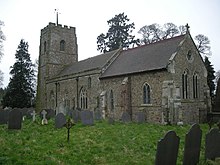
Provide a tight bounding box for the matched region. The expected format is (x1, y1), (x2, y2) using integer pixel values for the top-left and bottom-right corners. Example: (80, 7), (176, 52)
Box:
(0, 70), (3, 87)
(0, 20), (6, 62)
(194, 34), (211, 57)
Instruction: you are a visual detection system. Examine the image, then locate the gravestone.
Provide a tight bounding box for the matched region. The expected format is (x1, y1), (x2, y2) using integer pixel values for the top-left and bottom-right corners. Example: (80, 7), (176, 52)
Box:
(95, 110), (102, 121)
(41, 110), (48, 125)
(136, 112), (145, 123)
(108, 117), (115, 125)
(26, 108), (35, 119)
(205, 128), (220, 160)
(55, 113), (66, 128)
(0, 111), (7, 124)
(155, 131), (180, 165)
(8, 109), (22, 129)
(81, 110), (94, 126)
(31, 110), (36, 122)
(121, 112), (131, 123)
(183, 124), (202, 165)
(72, 109), (80, 123)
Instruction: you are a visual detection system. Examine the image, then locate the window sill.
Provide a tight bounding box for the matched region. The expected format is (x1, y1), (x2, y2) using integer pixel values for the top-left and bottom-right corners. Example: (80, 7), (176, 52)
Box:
(141, 104), (153, 107)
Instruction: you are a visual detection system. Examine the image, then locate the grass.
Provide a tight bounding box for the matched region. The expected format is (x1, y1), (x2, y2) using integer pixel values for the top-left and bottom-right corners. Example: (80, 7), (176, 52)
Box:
(0, 117), (218, 165)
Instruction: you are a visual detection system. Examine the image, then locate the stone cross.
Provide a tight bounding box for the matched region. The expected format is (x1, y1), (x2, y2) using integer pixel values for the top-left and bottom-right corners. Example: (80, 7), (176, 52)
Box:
(31, 110), (36, 122)
(41, 110), (48, 125)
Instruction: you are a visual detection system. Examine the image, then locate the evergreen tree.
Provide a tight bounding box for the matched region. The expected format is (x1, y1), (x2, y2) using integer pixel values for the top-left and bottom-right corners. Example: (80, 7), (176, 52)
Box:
(97, 13), (139, 53)
(204, 56), (215, 101)
(2, 39), (35, 108)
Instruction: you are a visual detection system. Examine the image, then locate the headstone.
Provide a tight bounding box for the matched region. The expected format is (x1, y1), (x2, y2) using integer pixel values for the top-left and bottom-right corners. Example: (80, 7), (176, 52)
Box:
(72, 109), (80, 123)
(0, 111), (7, 124)
(81, 110), (94, 126)
(183, 124), (202, 165)
(31, 110), (36, 122)
(26, 108), (35, 119)
(205, 128), (220, 160)
(108, 117), (115, 125)
(155, 131), (180, 165)
(95, 110), (102, 121)
(55, 113), (66, 128)
(65, 118), (75, 143)
(8, 109), (22, 129)
(136, 112), (145, 123)
(121, 112), (131, 123)
(41, 110), (48, 125)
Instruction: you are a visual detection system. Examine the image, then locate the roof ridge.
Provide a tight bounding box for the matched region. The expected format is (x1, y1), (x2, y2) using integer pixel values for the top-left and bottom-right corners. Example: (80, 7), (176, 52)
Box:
(123, 34), (186, 53)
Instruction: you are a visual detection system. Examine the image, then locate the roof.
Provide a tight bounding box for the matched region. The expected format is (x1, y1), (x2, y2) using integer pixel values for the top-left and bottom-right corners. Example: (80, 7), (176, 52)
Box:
(100, 34), (185, 78)
(57, 49), (118, 77)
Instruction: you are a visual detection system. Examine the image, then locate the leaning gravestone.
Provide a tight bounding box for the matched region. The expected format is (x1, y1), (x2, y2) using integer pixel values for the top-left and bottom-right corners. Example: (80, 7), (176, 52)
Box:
(155, 131), (180, 165)
(8, 109), (22, 129)
(81, 110), (94, 126)
(136, 112), (145, 123)
(55, 113), (66, 128)
(121, 112), (131, 123)
(183, 124), (202, 165)
(205, 128), (220, 160)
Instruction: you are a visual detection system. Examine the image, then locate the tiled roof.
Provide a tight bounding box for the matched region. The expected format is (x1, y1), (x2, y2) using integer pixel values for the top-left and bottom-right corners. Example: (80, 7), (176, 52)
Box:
(100, 35), (185, 78)
(58, 50), (118, 77)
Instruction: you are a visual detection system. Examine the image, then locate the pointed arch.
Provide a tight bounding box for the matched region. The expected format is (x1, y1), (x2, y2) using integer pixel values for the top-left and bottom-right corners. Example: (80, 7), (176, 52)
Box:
(193, 72), (199, 99)
(182, 69), (188, 99)
(143, 83), (151, 104)
(79, 87), (88, 109)
(60, 40), (65, 51)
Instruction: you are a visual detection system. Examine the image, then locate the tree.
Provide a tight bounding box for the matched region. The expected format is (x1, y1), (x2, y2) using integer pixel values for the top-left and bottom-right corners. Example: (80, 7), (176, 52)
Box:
(0, 20), (6, 61)
(138, 23), (185, 44)
(2, 39), (35, 108)
(204, 56), (215, 102)
(97, 13), (139, 53)
(194, 34), (211, 57)
(0, 20), (6, 87)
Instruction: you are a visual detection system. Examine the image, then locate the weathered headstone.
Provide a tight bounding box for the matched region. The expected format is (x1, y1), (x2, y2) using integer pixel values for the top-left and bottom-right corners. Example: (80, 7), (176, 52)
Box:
(55, 113), (66, 128)
(108, 117), (115, 125)
(136, 112), (145, 123)
(95, 111), (102, 121)
(72, 109), (80, 123)
(8, 109), (22, 129)
(155, 131), (180, 165)
(183, 124), (202, 165)
(81, 110), (94, 126)
(31, 110), (36, 122)
(0, 111), (7, 124)
(205, 128), (220, 160)
(121, 112), (131, 123)
(41, 110), (48, 125)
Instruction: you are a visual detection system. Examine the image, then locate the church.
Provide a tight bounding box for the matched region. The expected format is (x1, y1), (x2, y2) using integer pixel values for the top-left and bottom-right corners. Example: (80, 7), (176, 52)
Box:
(36, 22), (211, 124)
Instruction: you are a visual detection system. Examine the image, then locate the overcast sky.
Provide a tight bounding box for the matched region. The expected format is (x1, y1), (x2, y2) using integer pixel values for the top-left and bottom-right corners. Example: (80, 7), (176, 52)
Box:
(0, 0), (220, 87)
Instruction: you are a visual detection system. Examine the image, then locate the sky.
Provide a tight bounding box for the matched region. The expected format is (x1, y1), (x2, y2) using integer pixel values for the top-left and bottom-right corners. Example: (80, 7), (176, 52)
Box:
(0, 0), (220, 88)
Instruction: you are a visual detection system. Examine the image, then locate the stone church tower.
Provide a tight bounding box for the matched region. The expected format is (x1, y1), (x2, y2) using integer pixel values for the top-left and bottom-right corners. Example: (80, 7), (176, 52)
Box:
(36, 22), (78, 111)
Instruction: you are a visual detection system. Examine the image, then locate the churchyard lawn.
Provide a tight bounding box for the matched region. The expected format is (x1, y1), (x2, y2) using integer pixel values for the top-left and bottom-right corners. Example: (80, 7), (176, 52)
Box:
(0, 118), (218, 165)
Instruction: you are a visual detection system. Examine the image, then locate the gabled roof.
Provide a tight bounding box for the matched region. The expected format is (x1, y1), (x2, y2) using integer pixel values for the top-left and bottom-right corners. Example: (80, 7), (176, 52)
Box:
(57, 49), (118, 77)
(100, 34), (186, 78)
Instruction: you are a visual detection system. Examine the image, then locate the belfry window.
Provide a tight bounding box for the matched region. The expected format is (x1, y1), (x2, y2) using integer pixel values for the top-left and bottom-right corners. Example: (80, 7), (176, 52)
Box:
(143, 83), (151, 104)
(182, 70), (188, 99)
(60, 40), (65, 51)
(193, 73), (199, 99)
(80, 87), (88, 109)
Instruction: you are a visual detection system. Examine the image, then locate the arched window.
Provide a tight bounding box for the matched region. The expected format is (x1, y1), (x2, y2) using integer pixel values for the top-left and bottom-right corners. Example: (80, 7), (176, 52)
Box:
(193, 73), (199, 99)
(80, 87), (88, 109)
(182, 70), (188, 99)
(44, 41), (47, 53)
(110, 90), (114, 111)
(60, 40), (65, 51)
(143, 83), (151, 104)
